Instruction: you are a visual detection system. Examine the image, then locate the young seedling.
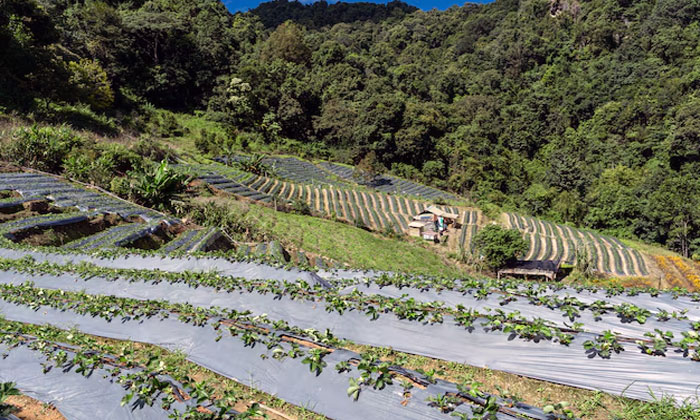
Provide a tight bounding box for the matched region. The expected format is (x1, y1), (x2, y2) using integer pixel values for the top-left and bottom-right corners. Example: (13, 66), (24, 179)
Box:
(583, 330), (625, 359)
(543, 401), (575, 419)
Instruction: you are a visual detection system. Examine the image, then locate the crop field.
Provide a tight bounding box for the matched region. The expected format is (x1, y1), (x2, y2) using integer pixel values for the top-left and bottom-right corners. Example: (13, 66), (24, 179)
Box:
(0, 172), (337, 269)
(654, 255), (700, 291)
(458, 209), (481, 252)
(505, 212), (649, 277)
(1, 248), (700, 418)
(225, 154), (458, 201)
(191, 164), (461, 235)
(317, 161), (458, 201)
(2, 171), (700, 419)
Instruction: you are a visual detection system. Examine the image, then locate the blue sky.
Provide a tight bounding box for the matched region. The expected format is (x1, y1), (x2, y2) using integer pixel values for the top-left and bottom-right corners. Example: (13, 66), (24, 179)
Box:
(225, 0), (492, 13)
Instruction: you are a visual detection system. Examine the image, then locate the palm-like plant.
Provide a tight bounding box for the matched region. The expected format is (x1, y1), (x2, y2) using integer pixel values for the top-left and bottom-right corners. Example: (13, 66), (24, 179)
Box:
(233, 153), (275, 176)
(131, 160), (190, 209)
(0, 382), (20, 416)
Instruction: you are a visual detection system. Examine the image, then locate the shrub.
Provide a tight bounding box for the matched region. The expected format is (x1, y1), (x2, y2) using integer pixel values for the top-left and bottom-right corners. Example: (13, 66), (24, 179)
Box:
(234, 153), (275, 176)
(110, 176), (131, 198)
(195, 129), (218, 154)
(473, 224), (528, 269)
(0, 382), (20, 416)
(176, 199), (266, 242)
(64, 142), (140, 188)
(130, 160), (190, 209)
(353, 151), (384, 184)
(422, 160), (445, 180)
(67, 59), (114, 111)
(158, 111), (184, 137)
(289, 198), (311, 216)
(391, 162), (422, 182)
(3, 125), (83, 172)
(130, 138), (173, 163)
(34, 101), (118, 135)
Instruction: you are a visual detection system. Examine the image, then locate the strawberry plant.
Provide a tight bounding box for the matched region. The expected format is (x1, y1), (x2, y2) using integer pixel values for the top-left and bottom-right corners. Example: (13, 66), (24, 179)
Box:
(637, 329), (673, 356)
(583, 330), (625, 359)
(615, 303), (651, 324)
(427, 393), (461, 413)
(543, 401), (574, 419)
(301, 348), (329, 376)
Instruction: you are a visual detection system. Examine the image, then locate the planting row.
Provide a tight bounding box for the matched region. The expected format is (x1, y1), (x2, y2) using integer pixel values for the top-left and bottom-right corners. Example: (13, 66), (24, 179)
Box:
(0, 280), (553, 420)
(0, 172), (341, 270)
(193, 164), (461, 235)
(218, 155), (459, 201)
(264, 156), (349, 187)
(317, 161), (458, 201)
(0, 322), (243, 419)
(2, 257), (694, 346)
(505, 212), (648, 276)
(0, 173), (164, 222)
(458, 209), (481, 252)
(1, 255), (699, 402)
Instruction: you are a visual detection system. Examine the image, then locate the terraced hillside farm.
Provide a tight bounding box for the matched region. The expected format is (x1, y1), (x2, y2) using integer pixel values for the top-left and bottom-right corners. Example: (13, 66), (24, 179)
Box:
(457, 209), (481, 252)
(653, 255), (700, 291)
(2, 172), (699, 419)
(191, 164), (462, 235)
(0, 172), (337, 269)
(317, 160), (458, 201)
(225, 154), (458, 201)
(2, 236), (700, 419)
(504, 212), (649, 277)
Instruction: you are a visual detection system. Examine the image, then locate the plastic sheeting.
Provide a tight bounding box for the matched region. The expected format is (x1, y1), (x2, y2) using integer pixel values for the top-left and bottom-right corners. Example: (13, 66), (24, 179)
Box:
(0, 344), (186, 420)
(0, 299), (543, 420)
(0, 247), (327, 284)
(0, 173), (165, 223)
(340, 283), (700, 340)
(1, 269), (699, 404)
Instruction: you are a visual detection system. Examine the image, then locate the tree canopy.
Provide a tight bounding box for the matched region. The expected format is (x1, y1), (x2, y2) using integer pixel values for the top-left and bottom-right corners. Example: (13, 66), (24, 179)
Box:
(473, 225), (528, 269)
(2, 0), (700, 256)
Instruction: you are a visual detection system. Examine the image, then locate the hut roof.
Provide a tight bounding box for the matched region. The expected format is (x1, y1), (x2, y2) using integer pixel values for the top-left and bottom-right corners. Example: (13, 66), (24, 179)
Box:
(409, 221), (426, 228)
(497, 259), (562, 281)
(504, 260), (560, 272)
(419, 205), (459, 220)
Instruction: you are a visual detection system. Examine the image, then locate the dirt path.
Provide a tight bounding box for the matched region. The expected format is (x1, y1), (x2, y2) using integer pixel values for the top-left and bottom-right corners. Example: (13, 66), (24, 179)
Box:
(305, 185), (312, 206)
(580, 232), (605, 272)
(6, 395), (65, 420)
(556, 226), (571, 263)
(285, 183), (296, 200)
(502, 212), (513, 229)
(321, 188), (330, 215)
(524, 234), (536, 260)
(350, 190), (371, 228)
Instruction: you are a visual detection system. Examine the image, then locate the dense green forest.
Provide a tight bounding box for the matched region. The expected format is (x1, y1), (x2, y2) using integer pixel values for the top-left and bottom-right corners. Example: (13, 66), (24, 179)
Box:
(1, 0), (699, 258)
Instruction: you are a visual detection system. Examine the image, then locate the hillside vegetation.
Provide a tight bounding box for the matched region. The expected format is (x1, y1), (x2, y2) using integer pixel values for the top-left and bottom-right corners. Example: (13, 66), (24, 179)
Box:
(2, 0), (699, 260)
(4, 2), (700, 418)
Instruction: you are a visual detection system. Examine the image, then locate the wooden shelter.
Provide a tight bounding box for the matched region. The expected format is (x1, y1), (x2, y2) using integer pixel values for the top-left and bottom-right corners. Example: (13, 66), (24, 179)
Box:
(497, 259), (562, 281)
(408, 221), (427, 237)
(414, 205), (460, 223)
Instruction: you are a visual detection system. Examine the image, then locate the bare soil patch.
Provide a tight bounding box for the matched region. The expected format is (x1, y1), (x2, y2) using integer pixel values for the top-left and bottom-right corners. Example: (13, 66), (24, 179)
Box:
(15, 213), (124, 246)
(5, 395), (65, 420)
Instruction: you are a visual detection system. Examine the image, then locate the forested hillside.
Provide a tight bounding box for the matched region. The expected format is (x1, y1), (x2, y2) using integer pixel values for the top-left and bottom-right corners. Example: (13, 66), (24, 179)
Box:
(1, 0), (699, 258)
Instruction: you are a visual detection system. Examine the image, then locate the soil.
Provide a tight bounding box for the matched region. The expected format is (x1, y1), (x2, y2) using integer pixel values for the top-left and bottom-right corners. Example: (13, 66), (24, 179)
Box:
(206, 234), (235, 252)
(15, 213), (124, 246)
(0, 190), (20, 199)
(5, 395), (65, 420)
(0, 162), (23, 173)
(126, 226), (173, 250)
(0, 201), (63, 223)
